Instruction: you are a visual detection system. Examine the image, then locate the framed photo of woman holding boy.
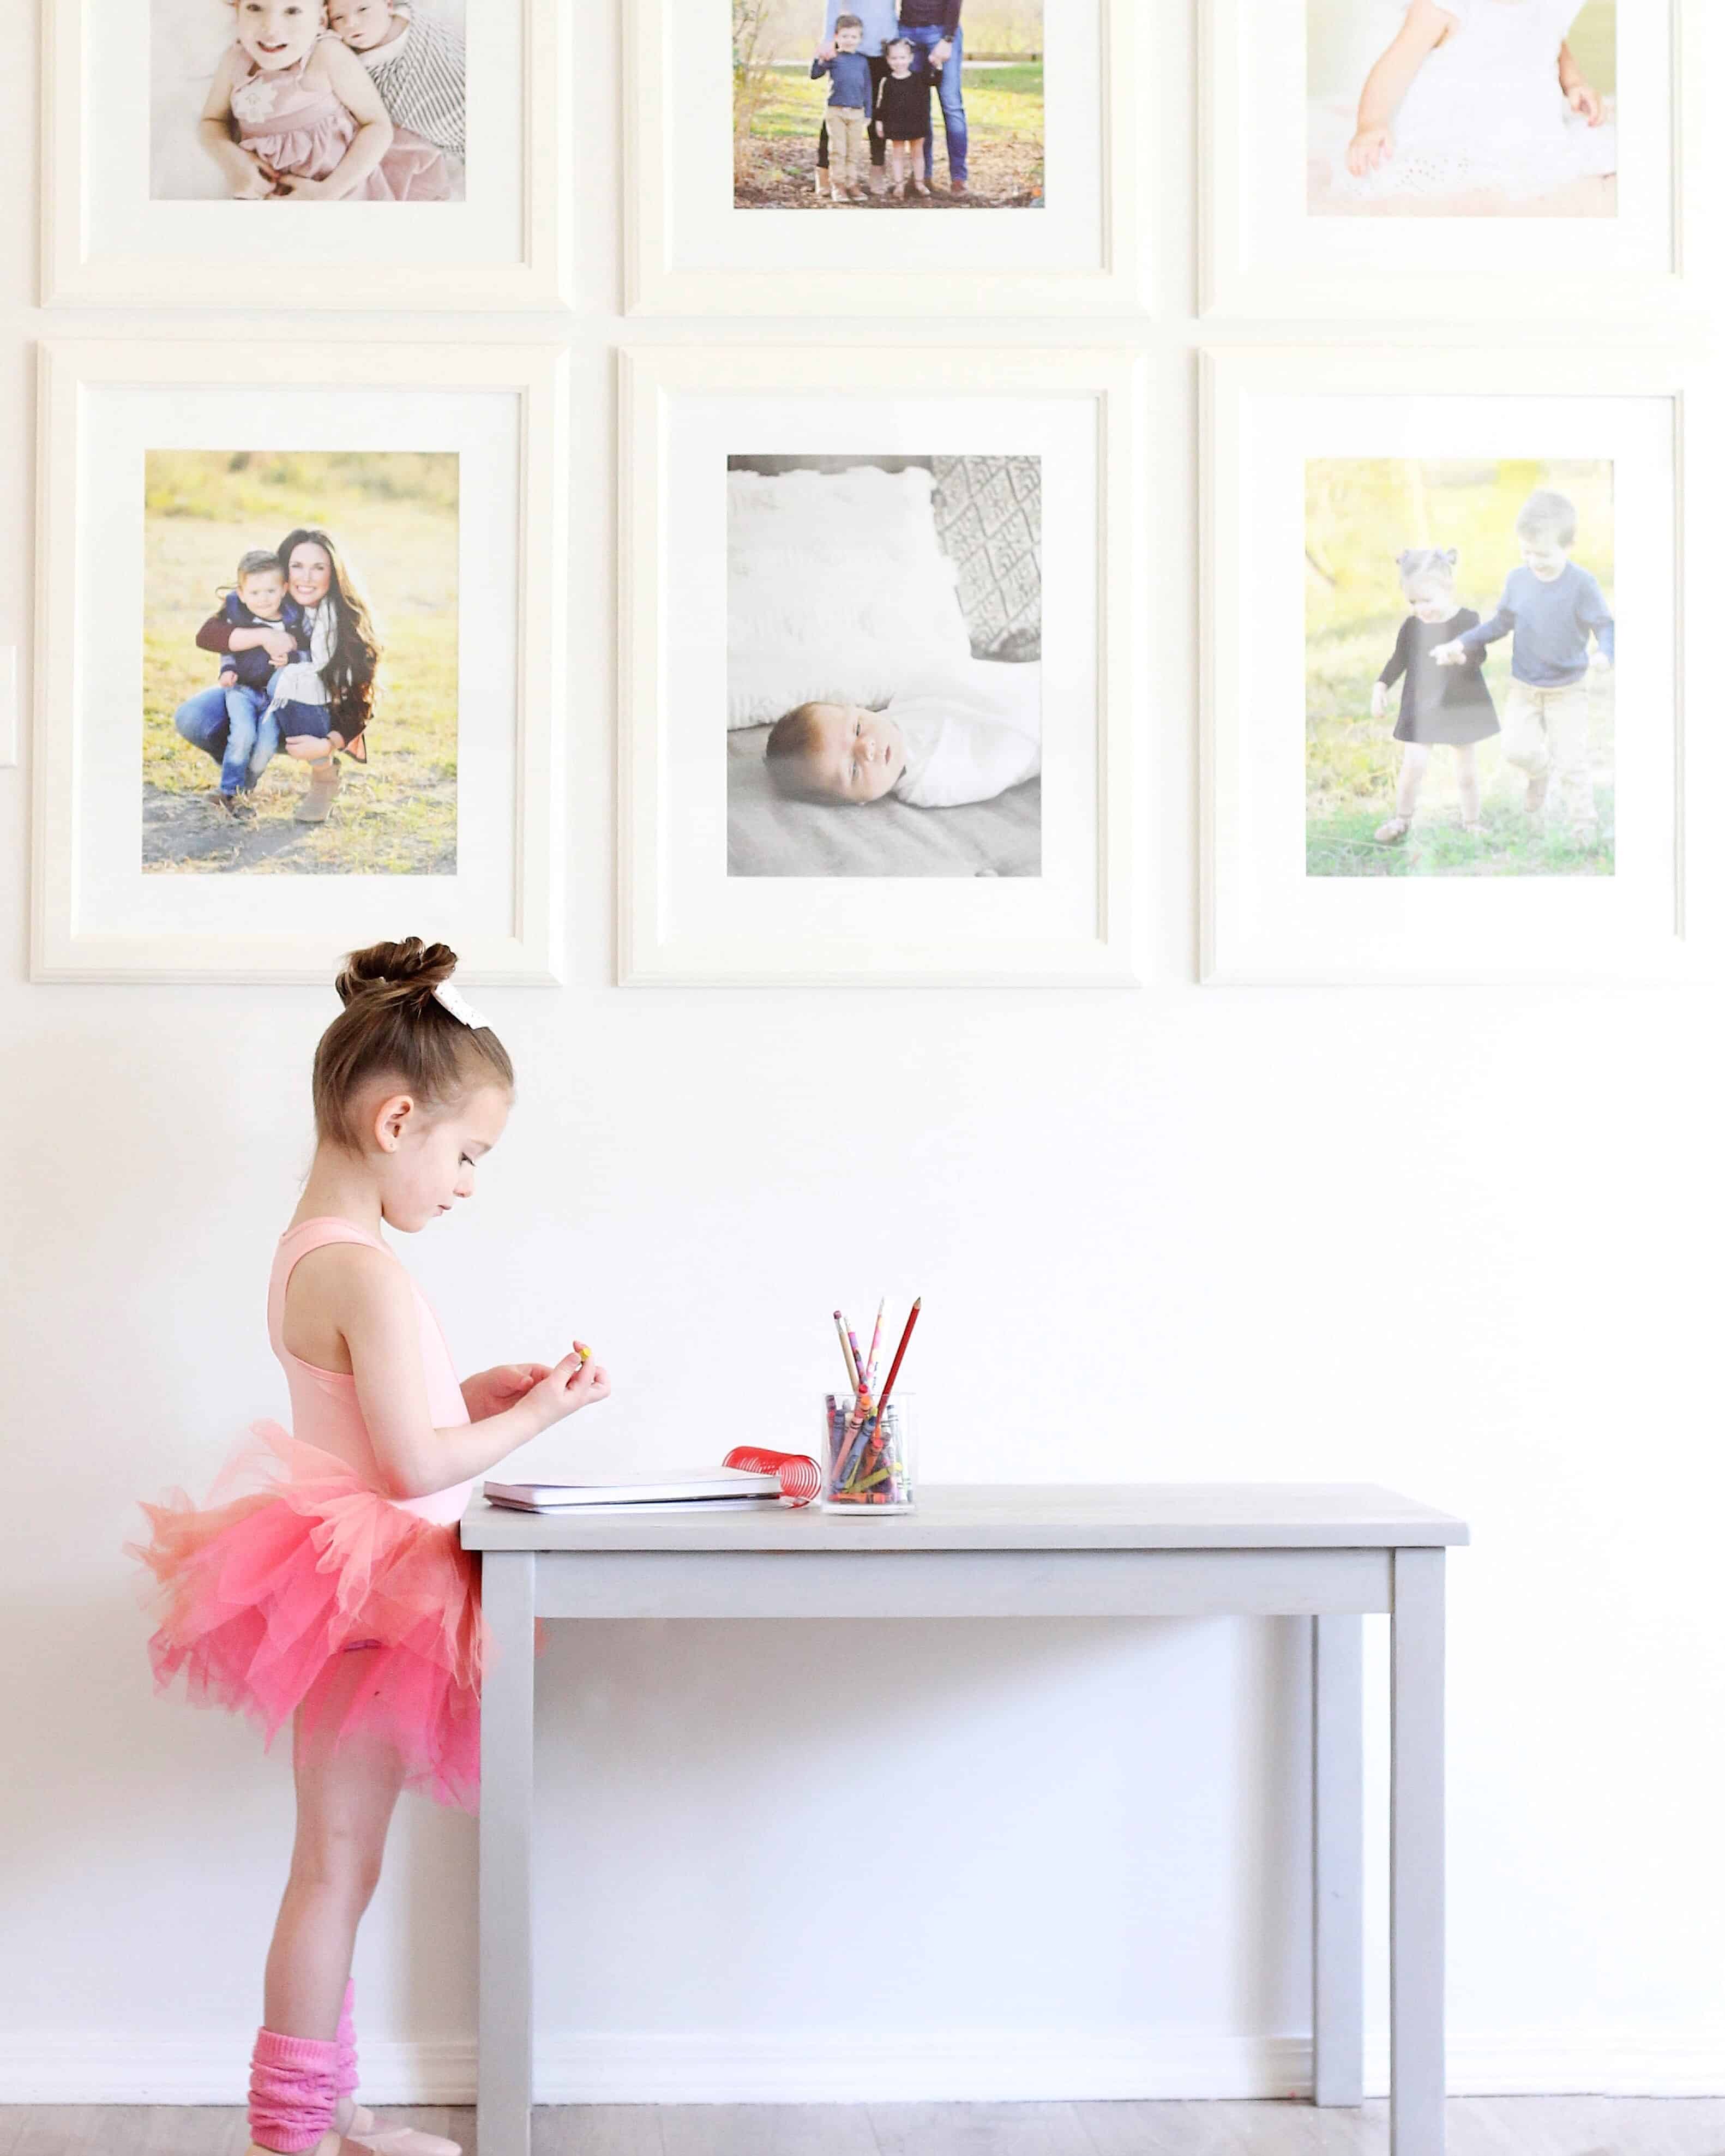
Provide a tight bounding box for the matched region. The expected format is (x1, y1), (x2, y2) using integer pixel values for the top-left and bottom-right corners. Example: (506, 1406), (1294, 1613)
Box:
(1201, 0), (1697, 319)
(619, 345), (1140, 984)
(41, 0), (568, 307)
(33, 340), (567, 984)
(627, 0), (1143, 314)
(1201, 345), (1709, 984)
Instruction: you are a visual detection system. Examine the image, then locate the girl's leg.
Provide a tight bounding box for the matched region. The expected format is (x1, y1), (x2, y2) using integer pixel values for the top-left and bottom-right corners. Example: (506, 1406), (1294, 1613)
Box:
(1453, 742), (1482, 830)
(1374, 742), (1429, 842)
(261, 1651), (407, 2043)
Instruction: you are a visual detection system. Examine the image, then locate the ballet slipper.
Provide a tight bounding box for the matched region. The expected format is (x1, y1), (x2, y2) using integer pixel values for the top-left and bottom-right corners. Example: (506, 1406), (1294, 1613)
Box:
(340, 2116), (462, 2156)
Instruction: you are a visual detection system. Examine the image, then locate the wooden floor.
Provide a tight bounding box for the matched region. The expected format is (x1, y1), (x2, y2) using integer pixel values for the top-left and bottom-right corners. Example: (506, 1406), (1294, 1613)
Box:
(4, 2101), (1723, 2156)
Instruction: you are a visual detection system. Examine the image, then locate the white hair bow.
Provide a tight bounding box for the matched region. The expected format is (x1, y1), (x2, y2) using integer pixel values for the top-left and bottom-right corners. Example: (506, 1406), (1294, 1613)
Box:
(432, 979), (490, 1031)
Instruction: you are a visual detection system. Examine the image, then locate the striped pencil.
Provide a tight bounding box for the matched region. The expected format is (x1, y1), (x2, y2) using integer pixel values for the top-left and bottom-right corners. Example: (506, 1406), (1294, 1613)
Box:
(832, 1310), (860, 1395)
(863, 1298), (886, 1396)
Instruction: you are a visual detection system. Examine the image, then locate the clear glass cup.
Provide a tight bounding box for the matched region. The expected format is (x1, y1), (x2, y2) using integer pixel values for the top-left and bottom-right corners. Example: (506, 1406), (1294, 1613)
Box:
(822, 1392), (914, 1511)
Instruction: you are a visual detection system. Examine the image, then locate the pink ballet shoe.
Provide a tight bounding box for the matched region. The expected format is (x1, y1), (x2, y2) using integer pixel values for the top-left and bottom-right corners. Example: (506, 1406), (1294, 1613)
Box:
(338, 2106), (462, 2156)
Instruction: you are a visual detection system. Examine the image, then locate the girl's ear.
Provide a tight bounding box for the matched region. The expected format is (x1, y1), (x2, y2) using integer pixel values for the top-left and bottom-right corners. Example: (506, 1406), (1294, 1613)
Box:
(374, 1093), (416, 1153)
(1444, 549), (1457, 568)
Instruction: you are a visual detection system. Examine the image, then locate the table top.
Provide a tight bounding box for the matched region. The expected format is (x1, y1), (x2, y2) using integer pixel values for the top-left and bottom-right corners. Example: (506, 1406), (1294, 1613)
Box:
(460, 1482), (1469, 1553)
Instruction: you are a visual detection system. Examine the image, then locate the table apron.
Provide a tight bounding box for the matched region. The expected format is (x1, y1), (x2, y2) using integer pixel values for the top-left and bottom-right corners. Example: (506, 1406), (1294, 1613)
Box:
(522, 1547), (1392, 1620)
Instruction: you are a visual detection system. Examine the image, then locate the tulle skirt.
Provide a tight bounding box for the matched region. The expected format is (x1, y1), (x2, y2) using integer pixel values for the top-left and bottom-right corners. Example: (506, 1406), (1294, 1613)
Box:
(127, 1424), (491, 1812)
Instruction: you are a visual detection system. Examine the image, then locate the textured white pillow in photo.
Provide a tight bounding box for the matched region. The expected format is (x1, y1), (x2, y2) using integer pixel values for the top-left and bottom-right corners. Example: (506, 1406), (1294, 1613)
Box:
(728, 467), (973, 729)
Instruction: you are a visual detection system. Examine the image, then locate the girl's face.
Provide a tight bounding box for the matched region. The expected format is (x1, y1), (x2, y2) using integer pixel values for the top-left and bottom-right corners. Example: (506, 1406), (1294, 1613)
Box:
(376, 1083), (513, 1235)
(886, 43), (913, 74)
(327, 0), (401, 52)
(286, 541), (333, 609)
(234, 0), (321, 71)
(1407, 581), (1456, 626)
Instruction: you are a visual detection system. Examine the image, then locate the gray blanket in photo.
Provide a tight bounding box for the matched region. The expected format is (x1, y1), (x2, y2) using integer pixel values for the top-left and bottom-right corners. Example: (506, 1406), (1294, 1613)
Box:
(727, 728), (1041, 879)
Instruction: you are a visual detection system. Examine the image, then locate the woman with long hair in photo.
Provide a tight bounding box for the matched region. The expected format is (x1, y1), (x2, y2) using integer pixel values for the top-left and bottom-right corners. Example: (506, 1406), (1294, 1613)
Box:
(173, 526), (382, 826)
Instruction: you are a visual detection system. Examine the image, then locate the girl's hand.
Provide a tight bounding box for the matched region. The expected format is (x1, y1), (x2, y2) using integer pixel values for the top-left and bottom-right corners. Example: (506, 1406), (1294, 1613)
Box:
(1431, 640), (1464, 666)
(279, 175), (334, 200)
(231, 159), (277, 201)
(1370, 682), (1389, 722)
(462, 1363), (552, 1422)
(522, 1343), (611, 1436)
(257, 626), (297, 664)
(874, 120), (884, 136)
(1567, 80), (1603, 125)
(1347, 124), (1392, 177)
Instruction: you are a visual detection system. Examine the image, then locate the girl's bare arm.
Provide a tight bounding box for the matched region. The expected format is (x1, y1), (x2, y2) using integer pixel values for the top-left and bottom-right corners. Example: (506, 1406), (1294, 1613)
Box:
(1557, 40), (1603, 122)
(1348, 0), (1453, 173)
(302, 1245), (605, 1500)
(279, 40), (395, 199)
(197, 50), (273, 196)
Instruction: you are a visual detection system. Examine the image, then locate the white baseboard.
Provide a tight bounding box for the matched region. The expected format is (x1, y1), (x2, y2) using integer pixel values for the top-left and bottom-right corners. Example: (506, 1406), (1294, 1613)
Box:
(4, 2029), (1722, 2106)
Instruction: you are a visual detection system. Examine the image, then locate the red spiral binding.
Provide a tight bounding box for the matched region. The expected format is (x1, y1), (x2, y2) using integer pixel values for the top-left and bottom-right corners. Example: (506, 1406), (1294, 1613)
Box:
(722, 1445), (822, 1506)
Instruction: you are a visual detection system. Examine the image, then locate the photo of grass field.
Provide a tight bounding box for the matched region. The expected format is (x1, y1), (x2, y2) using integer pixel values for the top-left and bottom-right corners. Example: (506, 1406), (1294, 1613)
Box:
(1306, 457), (1615, 878)
(733, 0), (1043, 207)
(142, 451), (459, 877)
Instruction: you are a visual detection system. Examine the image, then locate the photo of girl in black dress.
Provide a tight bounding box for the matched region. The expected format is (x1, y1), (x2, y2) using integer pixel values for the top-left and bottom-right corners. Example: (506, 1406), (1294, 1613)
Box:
(1369, 546), (1499, 844)
(875, 36), (934, 196)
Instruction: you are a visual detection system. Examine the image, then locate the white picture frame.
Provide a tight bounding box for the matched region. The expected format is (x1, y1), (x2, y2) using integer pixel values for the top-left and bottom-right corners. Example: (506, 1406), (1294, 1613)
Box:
(33, 338), (569, 984)
(41, 0), (570, 309)
(625, 0), (1144, 316)
(1201, 0), (1703, 321)
(1201, 344), (1715, 987)
(619, 344), (1141, 987)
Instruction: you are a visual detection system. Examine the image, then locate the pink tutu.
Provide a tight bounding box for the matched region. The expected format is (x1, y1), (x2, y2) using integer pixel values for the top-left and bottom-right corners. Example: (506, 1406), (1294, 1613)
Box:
(128, 1424), (491, 1811)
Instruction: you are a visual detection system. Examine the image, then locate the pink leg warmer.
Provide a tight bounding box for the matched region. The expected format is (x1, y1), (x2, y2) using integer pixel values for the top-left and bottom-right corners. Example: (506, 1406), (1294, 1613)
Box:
(336, 1979), (359, 2102)
(248, 2026), (341, 2154)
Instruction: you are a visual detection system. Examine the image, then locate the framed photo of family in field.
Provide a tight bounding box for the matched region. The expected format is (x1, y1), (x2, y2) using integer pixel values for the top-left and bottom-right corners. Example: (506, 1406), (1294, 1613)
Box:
(32, 340), (567, 983)
(1201, 346), (1710, 984)
(40, 0), (567, 307)
(618, 345), (1139, 984)
(627, 0), (1143, 314)
(1202, 0), (1697, 319)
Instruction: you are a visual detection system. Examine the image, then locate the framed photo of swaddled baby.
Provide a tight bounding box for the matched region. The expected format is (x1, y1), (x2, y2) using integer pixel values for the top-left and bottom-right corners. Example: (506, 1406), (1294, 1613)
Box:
(626, 0), (1144, 314)
(1202, 345), (1719, 985)
(39, 0), (568, 307)
(620, 345), (1140, 985)
(1201, 0), (1701, 319)
(32, 340), (568, 984)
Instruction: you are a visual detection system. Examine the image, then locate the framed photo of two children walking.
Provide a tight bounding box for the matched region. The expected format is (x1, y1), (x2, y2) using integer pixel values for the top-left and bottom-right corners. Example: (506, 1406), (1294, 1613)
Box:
(40, 0), (568, 308)
(1203, 345), (1718, 986)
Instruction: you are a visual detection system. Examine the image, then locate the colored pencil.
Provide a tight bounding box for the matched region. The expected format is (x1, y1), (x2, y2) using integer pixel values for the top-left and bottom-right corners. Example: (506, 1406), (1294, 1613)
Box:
(863, 1298), (886, 1395)
(871, 1296), (922, 1424)
(833, 1310), (860, 1394)
(844, 1319), (872, 1406)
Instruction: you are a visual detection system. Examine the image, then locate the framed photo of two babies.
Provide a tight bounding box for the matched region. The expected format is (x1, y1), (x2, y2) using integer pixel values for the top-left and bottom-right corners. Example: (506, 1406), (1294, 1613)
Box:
(41, 0), (567, 307)
(1204, 0), (1697, 317)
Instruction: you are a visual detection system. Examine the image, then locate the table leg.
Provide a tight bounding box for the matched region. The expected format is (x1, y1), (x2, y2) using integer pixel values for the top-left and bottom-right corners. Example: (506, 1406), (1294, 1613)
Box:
(1390, 1548), (1446, 2156)
(1312, 1614), (1363, 2107)
(478, 1552), (536, 2156)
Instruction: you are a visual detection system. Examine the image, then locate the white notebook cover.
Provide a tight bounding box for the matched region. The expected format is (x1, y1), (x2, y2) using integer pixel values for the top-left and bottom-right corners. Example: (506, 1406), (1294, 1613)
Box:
(483, 1465), (783, 1509)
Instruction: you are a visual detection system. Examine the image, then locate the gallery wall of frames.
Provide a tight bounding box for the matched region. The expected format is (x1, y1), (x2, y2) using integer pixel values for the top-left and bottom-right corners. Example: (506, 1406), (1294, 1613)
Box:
(32, 0), (1714, 987)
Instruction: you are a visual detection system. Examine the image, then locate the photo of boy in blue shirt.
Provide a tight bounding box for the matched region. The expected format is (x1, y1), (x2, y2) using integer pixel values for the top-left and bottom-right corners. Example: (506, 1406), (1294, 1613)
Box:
(811, 14), (876, 200)
(1434, 488), (1614, 839)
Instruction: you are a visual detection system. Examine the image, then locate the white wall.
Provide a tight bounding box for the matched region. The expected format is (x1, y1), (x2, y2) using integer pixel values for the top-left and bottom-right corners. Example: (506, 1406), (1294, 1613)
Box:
(5, 0), (1725, 2109)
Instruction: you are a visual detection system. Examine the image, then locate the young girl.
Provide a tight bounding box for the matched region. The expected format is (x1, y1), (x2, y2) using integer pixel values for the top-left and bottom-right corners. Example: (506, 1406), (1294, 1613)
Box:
(1329, 0), (1614, 211)
(1369, 547), (1500, 844)
(128, 936), (609, 2156)
(196, 0), (449, 203)
(874, 38), (934, 200)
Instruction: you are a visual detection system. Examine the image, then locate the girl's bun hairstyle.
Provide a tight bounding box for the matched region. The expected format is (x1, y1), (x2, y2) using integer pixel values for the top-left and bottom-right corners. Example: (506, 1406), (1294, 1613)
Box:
(314, 936), (514, 1151)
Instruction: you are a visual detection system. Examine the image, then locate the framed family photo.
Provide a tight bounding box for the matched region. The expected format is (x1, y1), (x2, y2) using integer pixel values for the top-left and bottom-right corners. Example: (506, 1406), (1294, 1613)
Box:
(626, 0), (1143, 314)
(41, 0), (569, 308)
(618, 345), (1140, 985)
(1201, 345), (1714, 984)
(1202, 0), (1701, 318)
(33, 339), (567, 983)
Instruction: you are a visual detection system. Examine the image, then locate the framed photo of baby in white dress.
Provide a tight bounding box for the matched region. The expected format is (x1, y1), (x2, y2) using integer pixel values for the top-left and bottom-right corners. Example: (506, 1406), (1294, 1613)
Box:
(619, 345), (1140, 985)
(627, 0), (1145, 316)
(40, 0), (568, 308)
(1201, 345), (1716, 984)
(32, 340), (568, 983)
(1201, 0), (1701, 319)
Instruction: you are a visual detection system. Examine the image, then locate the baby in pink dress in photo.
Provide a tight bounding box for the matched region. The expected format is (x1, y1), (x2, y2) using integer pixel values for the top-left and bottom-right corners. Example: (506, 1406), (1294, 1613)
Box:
(196, 0), (449, 201)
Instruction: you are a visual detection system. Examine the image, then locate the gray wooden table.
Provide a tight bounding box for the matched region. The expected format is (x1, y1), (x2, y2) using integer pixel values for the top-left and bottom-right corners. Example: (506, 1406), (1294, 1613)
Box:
(461, 1484), (1468, 2156)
